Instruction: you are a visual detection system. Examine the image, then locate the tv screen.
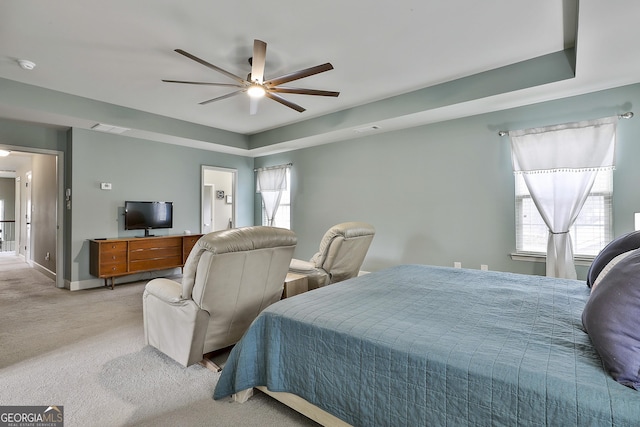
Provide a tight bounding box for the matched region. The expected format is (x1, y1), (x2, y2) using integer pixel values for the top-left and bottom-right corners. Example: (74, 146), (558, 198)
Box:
(124, 201), (173, 233)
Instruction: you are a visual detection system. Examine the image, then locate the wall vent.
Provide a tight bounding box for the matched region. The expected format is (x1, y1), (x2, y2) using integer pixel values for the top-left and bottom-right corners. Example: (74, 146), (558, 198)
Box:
(91, 123), (130, 134)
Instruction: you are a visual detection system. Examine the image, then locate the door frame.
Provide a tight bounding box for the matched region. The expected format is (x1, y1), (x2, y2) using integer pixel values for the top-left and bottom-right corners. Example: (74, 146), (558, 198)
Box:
(202, 184), (214, 234)
(201, 165), (237, 233)
(24, 170), (32, 263)
(14, 176), (21, 253)
(0, 144), (65, 288)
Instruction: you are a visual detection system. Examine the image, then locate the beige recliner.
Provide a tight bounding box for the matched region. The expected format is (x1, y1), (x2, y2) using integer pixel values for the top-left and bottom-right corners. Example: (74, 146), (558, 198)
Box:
(143, 226), (296, 367)
(288, 222), (375, 290)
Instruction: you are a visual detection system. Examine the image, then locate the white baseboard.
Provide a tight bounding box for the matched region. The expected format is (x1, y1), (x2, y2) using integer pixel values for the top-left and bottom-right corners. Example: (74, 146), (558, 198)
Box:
(31, 261), (56, 281)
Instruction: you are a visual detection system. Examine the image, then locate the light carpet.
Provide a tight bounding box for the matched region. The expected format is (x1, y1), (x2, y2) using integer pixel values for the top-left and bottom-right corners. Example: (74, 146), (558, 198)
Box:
(0, 254), (318, 427)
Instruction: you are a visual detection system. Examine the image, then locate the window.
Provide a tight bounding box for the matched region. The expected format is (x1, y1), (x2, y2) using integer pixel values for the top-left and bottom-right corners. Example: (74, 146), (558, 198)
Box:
(261, 168), (291, 229)
(515, 169), (613, 257)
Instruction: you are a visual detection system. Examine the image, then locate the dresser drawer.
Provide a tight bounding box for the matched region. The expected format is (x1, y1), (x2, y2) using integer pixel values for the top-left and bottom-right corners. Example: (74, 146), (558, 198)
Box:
(129, 246), (182, 261)
(130, 256), (183, 272)
(129, 237), (182, 251)
(99, 261), (128, 276)
(100, 250), (127, 265)
(99, 241), (127, 254)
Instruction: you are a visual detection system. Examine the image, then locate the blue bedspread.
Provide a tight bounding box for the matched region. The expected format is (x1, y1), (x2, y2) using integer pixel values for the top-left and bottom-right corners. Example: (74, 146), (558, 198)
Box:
(214, 265), (640, 426)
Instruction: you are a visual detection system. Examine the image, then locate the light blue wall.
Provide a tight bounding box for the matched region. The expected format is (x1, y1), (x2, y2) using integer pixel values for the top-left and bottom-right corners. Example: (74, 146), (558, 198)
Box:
(4, 82), (640, 284)
(254, 83), (640, 280)
(0, 120), (255, 286)
(69, 128), (254, 283)
(0, 77), (247, 150)
(0, 118), (67, 152)
(249, 49), (576, 149)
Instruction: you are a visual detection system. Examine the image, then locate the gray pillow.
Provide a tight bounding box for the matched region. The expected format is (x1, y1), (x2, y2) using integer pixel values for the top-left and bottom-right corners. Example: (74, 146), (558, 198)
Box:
(582, 248), (640, 390)
(591, 250), (634, 293)
(587, 230), (640, 288)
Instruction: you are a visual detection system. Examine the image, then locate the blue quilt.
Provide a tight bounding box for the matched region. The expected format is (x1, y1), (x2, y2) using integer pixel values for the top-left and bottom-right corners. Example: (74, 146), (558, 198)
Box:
(214, 265), (640, 426)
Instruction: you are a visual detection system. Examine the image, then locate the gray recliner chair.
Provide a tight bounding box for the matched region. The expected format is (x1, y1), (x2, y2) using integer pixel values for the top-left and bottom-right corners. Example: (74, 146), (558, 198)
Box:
(143, 226), (297, 367)
(288, 222), (375, 290)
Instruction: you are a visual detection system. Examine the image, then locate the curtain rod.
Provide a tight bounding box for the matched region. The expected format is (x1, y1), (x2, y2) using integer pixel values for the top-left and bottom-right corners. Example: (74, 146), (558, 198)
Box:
(253, 162), (292, 172)
(497, 112), (634, 136)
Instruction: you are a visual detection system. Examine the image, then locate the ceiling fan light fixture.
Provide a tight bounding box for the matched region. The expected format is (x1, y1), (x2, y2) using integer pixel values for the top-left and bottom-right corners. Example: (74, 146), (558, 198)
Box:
(164, 40), (338, 114)
(247, 84), (266, 98)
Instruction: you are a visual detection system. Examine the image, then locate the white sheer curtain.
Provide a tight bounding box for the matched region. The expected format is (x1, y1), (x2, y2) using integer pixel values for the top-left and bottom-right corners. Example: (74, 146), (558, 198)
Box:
(256, 165), (289, 227)
(509, 116), (617, 279)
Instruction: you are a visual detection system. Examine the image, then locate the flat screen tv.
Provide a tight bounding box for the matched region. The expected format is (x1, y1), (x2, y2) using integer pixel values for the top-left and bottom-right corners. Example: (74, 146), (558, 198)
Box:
(124, 201), (173, 237)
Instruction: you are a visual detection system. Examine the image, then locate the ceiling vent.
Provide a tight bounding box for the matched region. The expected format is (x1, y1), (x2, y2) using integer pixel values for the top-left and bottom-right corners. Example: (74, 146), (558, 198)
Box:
(353, 125), (382, 134)
(91, 123), (130, 134)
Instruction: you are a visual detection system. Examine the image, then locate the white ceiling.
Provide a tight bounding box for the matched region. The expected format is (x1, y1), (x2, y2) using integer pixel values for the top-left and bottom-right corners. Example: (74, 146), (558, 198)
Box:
(0, 0), (640, 158)
(0, 151), (32, 178)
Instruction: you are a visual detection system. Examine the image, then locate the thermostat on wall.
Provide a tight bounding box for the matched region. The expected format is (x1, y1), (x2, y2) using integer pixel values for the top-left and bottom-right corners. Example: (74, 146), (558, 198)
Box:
(100, 182), (112, 190)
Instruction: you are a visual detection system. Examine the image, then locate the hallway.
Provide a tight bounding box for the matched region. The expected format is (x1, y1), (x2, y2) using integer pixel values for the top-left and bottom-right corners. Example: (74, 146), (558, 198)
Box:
(0, 252), (28, 270)
(0, 252), (54, 285)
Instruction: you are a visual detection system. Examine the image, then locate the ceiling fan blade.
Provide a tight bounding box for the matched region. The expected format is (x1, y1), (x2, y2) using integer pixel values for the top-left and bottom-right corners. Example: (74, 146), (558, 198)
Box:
(162, 79), (243, 88)
(199, 89), (246, 105)
(270, 87), (340, 97)
(174, 49), (247, 84)
(265, 92), (306, 113)
(264, 63), (334, 87)
(251, 39), (267, 83)
(250, 97), (260, 115)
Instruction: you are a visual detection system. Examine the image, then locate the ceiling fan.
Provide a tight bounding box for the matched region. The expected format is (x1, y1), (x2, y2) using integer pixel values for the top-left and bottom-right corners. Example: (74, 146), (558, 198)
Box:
(162, 39), (339, 114)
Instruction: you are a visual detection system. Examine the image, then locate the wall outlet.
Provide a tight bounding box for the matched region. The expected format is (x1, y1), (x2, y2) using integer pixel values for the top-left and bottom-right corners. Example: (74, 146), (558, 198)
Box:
(481, 264), (489, 271)
(45, 252), (50, 261)
(100, 182), (112, 190)
(454, 262), (462, 269)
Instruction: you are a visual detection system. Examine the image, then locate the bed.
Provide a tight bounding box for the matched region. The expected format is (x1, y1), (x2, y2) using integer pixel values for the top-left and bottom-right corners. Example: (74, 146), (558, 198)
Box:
(213, 264), (640, 426)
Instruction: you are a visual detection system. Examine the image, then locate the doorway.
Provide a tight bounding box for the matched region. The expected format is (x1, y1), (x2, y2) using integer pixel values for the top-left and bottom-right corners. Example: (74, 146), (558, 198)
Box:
(0, 147), (64, 288)
(201, 166), (236, 234)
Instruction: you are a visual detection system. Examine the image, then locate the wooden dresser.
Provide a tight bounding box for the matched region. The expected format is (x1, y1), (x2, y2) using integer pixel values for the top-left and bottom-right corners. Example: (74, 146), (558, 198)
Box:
(89, 234), (203, 289)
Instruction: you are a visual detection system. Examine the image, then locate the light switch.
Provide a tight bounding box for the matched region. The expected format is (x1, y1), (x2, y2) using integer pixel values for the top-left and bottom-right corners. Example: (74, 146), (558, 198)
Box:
(100, 182), (112, 190)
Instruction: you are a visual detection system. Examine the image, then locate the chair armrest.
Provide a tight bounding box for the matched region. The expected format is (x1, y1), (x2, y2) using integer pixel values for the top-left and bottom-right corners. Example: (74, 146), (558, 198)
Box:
(290, 259), (330, 289)
(143, 278), (206, 366)
(144, 278), (184, 303)
(289, 258), (317, 274)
